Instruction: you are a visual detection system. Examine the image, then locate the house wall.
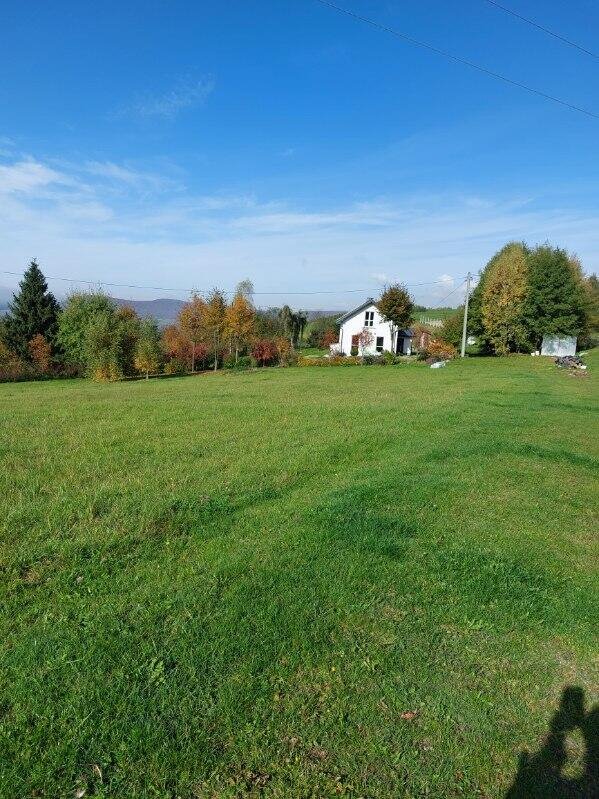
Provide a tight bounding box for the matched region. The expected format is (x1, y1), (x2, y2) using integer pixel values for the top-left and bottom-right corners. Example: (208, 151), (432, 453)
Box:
(338, 303), (393, 355)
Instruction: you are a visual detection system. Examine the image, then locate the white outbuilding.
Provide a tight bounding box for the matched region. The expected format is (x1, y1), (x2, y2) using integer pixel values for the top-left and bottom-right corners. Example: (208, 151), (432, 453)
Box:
(337, 299), (413, 356)
(540, 335), (577, 357)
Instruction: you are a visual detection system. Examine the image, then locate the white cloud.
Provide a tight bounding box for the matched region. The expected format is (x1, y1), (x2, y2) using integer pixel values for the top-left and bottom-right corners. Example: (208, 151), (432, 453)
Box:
(124, 75), (215, 118)
(371, 272), (389, 284)
(0, 155), (598, 308)
(0, 160), (72, 194)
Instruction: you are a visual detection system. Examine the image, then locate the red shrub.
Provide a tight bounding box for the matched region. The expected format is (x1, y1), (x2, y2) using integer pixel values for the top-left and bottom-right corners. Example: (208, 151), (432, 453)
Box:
(251, 338), (278, 366)
(321, 329), (338, 348)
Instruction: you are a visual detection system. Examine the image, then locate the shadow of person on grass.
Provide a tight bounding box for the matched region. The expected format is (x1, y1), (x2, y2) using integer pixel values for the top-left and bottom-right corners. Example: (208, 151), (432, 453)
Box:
(506, 686), (598, 798)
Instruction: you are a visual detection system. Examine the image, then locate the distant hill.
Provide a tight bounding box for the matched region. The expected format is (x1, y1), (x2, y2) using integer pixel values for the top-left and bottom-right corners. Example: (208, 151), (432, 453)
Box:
(110, 298), (345, 326)
(0, 286), (14, 313)
(112, 297), (185, 325)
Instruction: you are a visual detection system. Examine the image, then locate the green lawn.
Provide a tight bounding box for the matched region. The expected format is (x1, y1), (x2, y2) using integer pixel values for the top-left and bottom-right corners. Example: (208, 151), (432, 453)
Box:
(1, 355), (597, 798)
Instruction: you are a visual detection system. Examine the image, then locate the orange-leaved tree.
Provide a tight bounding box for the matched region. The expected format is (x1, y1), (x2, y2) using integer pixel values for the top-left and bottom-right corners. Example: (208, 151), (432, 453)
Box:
(28, 334), (52, 374)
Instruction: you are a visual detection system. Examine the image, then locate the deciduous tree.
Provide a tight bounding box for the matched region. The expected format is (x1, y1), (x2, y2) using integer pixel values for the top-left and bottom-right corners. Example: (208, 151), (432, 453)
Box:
(376, 284), (414, 348)
(225, 291), (256, 362)
(204, 289), (227, 371)
(28, 334), (52, 374)
(481, 242), (529, 355)
(84, 305), (141, 381)
(57, 292), (116, 370)
(178, 294), (207, 372)
(523, 245), (588, 350)
(134, 319), (162, 378)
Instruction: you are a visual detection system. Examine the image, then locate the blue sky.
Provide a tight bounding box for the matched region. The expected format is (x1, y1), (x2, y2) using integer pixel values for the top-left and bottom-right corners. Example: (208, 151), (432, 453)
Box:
(1, 0), (598, 308)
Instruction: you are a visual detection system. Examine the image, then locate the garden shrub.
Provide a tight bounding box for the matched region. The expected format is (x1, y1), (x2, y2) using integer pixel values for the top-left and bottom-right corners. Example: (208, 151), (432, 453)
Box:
(274, 337), (298, 366)
(164, 358), (187, 375)
(251, 339), (278, 367)
(224, 354), (252, 370)
(426, 339), (457, 360)
(298, 355), (361, 367)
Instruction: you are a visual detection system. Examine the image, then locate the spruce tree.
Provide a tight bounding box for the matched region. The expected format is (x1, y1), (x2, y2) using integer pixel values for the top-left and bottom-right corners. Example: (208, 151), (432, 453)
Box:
(4, 260), (60, 358)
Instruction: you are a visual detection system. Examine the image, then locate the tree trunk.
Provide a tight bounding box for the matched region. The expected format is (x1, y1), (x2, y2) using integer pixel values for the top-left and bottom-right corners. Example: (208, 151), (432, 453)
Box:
(146, 370), (149, 380)
(213, 332), (218, 371)
(235, 345), (239, 364)
(191, 346), (195, 374)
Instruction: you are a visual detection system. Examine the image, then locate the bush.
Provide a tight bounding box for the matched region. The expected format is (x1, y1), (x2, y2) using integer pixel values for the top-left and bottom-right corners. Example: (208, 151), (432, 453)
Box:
(361, 353), (380, 365)
(274, 337), (298, 366)
(223, 354), (252, 370)
(298, 355), (361, 367)
(164, 358), (187, 375)
(251, 339), (279, 367)
(425, 339), (458, 361)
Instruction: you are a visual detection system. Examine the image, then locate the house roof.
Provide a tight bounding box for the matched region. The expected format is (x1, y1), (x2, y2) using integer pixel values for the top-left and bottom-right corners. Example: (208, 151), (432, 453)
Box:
(336, 298), (376, 324)
(336, 299), (413, 336)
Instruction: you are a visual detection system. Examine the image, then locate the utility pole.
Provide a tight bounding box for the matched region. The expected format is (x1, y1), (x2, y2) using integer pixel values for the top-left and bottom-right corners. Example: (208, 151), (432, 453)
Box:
(461, 272), (472, 358)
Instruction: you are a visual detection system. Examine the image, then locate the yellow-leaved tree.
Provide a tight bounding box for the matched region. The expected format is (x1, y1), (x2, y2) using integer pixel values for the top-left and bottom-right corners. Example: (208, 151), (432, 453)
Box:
(225, 292), (256, 363)
(178, 294), (207, 372)
(481, 242), (529, 355)
(204, 289), (227, 371)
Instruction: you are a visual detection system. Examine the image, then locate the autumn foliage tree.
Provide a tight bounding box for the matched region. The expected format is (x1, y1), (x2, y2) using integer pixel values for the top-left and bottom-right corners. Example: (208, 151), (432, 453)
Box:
(204, 289), (227, 371)
(481, 242), (529, 355)
(225, 291), (256, 362)
(376, 284), (414, 350)
(178, 294), (207, 372)
(28, 334), (52, 374)
(134, 319), (162, 379)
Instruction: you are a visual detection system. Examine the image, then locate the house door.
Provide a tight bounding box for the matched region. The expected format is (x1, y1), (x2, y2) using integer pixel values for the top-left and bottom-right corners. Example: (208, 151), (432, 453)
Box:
(395, 336), (404, 355)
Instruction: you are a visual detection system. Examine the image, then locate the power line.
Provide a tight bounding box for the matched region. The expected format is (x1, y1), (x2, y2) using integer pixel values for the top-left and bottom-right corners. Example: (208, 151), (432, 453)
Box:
(0, 269), (456, 297)
(483, 0), (598, 59)
(313, 0), (599, 120)
(435, 280), (466, 308)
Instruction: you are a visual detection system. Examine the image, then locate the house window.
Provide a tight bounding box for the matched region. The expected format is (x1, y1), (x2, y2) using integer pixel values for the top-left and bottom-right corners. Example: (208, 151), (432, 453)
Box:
(376, 336), (384, 353)
(364, 310), (374, 327)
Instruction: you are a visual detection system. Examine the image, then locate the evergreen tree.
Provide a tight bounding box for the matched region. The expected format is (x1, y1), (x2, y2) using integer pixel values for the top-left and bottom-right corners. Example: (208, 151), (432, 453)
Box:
(523, 245), (588, 350)
(4, 260), (60, 358)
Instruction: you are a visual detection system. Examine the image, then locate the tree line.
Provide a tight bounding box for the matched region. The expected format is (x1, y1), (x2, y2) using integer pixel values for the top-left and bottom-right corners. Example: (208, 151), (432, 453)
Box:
(430, 243), (598, 356)
(0, 262), (315, 381)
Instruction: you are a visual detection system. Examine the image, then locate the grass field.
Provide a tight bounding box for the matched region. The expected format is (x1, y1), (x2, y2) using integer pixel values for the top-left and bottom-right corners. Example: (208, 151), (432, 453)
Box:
(1, 354), (598, 798)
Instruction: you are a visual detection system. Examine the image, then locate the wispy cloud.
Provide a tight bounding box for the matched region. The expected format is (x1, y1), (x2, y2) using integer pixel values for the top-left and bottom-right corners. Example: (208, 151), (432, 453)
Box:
(1, 154), (598, 307)
(124, 75), (215, 119)
(0, 159), (73, 194)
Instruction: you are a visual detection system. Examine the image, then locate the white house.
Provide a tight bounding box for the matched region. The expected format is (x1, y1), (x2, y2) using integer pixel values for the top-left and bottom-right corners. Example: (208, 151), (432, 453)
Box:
(336, 299), (413, 356)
